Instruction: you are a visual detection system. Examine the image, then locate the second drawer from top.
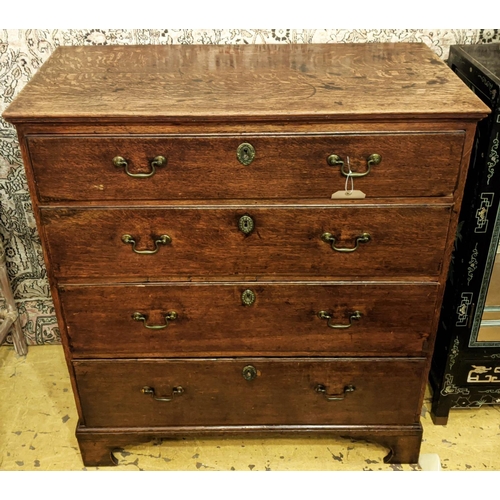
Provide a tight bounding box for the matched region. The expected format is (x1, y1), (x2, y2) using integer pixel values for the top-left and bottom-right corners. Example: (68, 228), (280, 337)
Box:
(42, 205), (452, 280)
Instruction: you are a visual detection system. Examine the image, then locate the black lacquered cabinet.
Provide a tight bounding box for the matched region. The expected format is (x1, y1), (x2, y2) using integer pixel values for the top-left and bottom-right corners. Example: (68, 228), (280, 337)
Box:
(430, 43), (500, 424)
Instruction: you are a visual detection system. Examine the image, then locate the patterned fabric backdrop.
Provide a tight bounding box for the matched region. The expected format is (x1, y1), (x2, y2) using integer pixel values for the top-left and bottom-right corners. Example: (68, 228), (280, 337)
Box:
(1, 29), (499, 345)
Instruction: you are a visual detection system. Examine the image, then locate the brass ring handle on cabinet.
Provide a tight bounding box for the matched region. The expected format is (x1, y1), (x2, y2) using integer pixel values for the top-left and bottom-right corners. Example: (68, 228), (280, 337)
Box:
(132, 311), (178, 329)
(141, 385), (184, 402)
(321, 232), (371, 252)
(327, 153), (381, 177)
(121, 234), (171, 254)
(113, 155), (167, 178)
(317, 310), (362, 329)
(315, 384), (355, 401)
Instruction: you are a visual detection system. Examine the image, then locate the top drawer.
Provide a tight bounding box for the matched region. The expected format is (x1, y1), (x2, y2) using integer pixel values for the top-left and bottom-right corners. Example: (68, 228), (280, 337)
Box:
(26, 133), (464, 202)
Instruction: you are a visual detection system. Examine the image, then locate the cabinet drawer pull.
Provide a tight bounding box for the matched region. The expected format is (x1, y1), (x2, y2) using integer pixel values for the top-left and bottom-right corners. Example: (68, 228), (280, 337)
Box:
(132, 311), (177, 329)
(113, 155), (167, 178)
(327, 153), (381, 177)
(321, 232), (370, 252)
(315, 384), (355, 401)
(121, 234), (171, 254)
(317, 310), (362, 329)
(141, 385), (184, 402)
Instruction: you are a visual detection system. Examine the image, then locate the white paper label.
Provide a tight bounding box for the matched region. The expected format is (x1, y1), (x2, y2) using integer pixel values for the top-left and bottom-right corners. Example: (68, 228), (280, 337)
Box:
(331, 189), (366, 199)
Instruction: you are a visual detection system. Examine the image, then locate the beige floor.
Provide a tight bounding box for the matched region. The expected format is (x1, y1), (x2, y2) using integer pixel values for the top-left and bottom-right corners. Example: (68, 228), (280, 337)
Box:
(1, 345), (499, 471)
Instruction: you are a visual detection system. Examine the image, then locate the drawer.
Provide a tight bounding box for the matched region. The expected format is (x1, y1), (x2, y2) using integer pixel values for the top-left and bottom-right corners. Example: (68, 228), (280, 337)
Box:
(73, 358), (425, 428)
(42, 205), (452, 280)
(27, 133), (465, 202)
(61, 282), (438, 358)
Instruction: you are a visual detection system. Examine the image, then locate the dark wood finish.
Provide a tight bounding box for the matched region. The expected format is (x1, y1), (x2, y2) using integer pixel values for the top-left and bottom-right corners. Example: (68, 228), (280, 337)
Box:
(3, 44), (488, 122)
(76, 424), (423, 467)
(430, 44), (500, 424)
(41, 205), (452, 280)
(60, 282), (438, 357)
(73, 358), (425, 427)
(3, 43), (487, 466)
(26, 132), (465, 202)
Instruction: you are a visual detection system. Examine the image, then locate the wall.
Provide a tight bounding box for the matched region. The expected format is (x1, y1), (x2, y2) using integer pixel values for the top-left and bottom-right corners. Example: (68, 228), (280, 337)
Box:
(1, 28), (499, 345)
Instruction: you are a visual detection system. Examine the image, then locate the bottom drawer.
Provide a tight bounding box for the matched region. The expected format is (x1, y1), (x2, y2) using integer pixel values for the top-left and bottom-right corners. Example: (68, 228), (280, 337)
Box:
(74, 358), (425, 427)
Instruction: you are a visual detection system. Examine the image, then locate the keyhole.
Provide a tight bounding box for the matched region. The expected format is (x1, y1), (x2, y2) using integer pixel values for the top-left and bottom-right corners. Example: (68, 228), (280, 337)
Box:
(237, 143), (255, 165)
(242, 365), (257, 381)
(238, 215), (254, 235)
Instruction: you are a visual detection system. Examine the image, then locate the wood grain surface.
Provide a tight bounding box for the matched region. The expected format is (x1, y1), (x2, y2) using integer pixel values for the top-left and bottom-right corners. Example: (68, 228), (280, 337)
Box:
(41, 205), (452, 280)
(27, 132), (465, 202)
(75, 424), (423, 466)
(4, 44), (489, 123)
(60, 282), (438, 357)
(73, 357), (426, 427)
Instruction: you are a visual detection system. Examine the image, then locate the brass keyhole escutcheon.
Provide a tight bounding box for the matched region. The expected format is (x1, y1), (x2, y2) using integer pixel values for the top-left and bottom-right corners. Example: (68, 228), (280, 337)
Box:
(238, 215), (255, 235)
(237, 142), (256, 166)
(242, 365), (258, 381)
(241, 289), (256, 306)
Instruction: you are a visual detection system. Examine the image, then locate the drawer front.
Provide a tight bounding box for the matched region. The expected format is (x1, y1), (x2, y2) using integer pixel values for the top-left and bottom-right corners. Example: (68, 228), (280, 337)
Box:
(27, 133), (464, 202)
(42, 205), (451, 280)
(73, 358), (425, 427)
(61, 283), (438, 357)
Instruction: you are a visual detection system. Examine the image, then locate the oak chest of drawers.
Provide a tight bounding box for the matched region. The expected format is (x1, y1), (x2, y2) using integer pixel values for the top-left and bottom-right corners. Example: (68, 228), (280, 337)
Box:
(3, 43), (488, 466)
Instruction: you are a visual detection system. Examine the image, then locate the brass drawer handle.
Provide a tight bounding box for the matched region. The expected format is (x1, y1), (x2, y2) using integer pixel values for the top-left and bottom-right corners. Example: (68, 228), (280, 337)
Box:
(113, 155), (167, 178)
(315, 384), (355, 401)
(327, 153), (381, 177)
(122, 234), (171, 254)
(132, 311), (177, 329)
(141, 385), (184, 402)
(321, 232), (370, 252)
(317, 310), (362, 329)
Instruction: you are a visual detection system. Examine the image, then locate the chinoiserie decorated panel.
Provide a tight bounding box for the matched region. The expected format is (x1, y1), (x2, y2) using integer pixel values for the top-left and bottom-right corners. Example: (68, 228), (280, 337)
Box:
(430, 42), (500, 422)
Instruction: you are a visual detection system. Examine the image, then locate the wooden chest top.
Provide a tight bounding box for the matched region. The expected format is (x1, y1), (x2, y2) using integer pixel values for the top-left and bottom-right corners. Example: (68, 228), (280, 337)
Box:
(4, 43), (489, 123)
